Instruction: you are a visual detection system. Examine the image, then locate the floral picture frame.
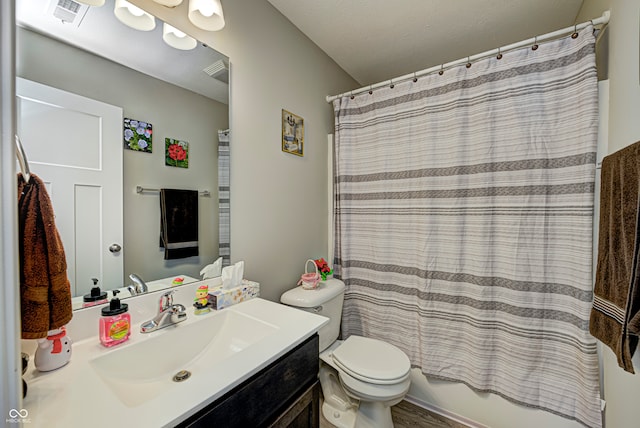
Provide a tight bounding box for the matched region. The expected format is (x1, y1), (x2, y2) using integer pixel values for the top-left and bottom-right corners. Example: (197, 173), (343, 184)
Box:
(165, 138), (189, 168)
(282, 109), (304, 156)
(123, 118), (152, 152)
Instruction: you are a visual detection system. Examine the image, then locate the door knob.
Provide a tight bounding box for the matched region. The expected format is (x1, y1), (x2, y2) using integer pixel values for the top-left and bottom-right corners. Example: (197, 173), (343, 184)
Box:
(109, 243), (122, 253)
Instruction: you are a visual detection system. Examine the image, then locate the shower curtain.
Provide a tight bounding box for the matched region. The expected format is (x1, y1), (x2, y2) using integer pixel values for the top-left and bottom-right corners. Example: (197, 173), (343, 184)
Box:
(218, 129), (231, 267)
(333, 26), (601, 428)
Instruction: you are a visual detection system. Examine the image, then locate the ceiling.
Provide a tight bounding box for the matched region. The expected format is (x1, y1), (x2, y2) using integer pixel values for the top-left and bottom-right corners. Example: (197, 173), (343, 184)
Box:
(16, 0), (229, 104)
(16, 0), (588, 102)
(267, 0), (585, 87)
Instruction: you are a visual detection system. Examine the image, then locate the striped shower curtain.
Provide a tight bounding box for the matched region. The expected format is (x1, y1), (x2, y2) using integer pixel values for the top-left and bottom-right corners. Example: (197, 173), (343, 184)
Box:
(333, 26), (601, 428)
(218, 129), (231, 267)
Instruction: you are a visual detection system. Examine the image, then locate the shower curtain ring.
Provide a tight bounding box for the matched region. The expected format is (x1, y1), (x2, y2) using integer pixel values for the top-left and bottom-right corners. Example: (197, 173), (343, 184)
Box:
(389, 79), (394, 89)
(368, 85), (373, 95)
(413, 72), (418, 83)
(350, 91), (354, 100)
(438, 64), (444, 75)
(532, 36), (539, 50)
(496, 47), (503, 60)
(571, 24), (579, 39)
(466, 56), (471, 68)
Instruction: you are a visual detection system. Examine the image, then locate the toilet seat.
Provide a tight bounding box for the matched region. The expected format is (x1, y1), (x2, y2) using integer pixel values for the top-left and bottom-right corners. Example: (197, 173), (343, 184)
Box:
(339, 370), (411, 402)
(331, 336), (410, 385)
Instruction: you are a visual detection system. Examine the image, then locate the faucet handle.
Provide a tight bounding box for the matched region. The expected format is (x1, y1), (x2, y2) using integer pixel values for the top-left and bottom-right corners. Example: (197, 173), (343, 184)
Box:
(160, 290), (174, 311)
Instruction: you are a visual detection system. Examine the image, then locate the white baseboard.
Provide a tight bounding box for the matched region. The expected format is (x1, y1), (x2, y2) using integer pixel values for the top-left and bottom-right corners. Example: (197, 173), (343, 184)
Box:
(404, 395), (490, 428)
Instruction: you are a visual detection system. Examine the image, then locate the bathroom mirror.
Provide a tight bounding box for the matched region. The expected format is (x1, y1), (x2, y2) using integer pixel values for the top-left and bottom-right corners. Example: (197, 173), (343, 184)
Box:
(16, 0), (229, 309)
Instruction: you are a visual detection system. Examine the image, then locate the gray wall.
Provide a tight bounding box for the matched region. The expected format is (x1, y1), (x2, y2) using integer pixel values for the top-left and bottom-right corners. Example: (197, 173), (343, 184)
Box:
(16, 27), (228, 288)
(133, 0), (359, 302)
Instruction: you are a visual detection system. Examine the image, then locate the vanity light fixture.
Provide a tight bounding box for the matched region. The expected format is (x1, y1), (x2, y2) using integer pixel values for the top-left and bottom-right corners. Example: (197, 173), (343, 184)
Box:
(114, 0), (156, 31)
(188, 0), (225, 31)
(152, 0), (184, 6)
(162, 23), (197, 50)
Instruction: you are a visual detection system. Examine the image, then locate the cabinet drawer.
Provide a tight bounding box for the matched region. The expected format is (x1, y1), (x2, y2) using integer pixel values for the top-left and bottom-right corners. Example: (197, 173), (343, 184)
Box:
(178, 334), (319, 428)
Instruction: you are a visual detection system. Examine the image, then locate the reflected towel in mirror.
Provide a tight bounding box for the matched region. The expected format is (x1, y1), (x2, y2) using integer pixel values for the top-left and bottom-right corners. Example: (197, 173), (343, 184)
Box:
(160, 189), (199, 260)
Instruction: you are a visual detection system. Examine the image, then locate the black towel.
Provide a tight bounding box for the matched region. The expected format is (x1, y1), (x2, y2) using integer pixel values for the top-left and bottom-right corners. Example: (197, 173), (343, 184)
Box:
(160, 189), (199, 260)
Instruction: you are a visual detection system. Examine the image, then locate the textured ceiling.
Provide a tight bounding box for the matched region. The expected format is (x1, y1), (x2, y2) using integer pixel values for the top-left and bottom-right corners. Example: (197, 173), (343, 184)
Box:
(267, 0), (585, 86)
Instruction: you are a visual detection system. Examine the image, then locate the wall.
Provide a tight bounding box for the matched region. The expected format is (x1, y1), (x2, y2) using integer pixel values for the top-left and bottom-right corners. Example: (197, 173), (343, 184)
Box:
(132, 0), (359, 302)
(16, 28), (228, 288)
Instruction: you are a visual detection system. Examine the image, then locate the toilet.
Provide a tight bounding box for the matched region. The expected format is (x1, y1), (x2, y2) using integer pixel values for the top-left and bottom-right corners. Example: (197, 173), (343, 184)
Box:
(281, 278), (411, 428)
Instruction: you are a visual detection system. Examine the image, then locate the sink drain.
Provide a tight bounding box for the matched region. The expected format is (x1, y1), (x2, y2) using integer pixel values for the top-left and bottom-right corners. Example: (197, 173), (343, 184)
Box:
(173, 370), (191, 382)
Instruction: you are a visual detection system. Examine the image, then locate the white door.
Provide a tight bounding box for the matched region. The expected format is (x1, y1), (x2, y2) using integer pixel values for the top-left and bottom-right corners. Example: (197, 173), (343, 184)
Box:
(16, 78), (123, 298)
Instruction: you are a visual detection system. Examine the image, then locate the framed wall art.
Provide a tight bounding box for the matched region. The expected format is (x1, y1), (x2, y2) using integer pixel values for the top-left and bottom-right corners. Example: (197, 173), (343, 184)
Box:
(282, 109), (304, 156)
(165, 138), (189, 168)
(123, 118), (152, 152)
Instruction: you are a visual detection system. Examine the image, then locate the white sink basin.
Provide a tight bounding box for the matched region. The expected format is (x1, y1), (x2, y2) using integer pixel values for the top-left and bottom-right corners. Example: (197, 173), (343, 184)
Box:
(90, 310), (278, 407)
(23, 293), (329, 428)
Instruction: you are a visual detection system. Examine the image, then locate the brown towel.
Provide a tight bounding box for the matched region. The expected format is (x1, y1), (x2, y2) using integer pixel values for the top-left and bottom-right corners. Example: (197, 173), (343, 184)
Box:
(159, 189), (199, 260)
(589, 141), (640, 373)
(18, 174), (73, 340)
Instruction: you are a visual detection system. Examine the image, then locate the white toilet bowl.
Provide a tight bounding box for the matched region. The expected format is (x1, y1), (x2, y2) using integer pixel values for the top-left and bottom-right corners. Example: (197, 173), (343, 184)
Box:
(280, 279), (412, 428)
(319, 336), (411, 428)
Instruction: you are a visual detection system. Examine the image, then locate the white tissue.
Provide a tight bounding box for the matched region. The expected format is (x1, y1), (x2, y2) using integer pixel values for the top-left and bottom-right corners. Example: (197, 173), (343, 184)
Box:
(200, 257), (223, 279)
(221, 265), (234, 289)
(233, 261), (244, 287)
(221, 260), (244, 289)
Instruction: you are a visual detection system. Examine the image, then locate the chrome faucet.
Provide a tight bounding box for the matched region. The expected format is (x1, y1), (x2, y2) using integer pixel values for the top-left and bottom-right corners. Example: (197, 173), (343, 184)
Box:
(140, 290), (187, 333)
(127, 273), (148, 296)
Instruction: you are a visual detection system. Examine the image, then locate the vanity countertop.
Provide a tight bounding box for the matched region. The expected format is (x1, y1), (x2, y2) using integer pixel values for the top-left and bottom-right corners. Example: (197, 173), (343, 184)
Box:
(22, 297), (328, 428)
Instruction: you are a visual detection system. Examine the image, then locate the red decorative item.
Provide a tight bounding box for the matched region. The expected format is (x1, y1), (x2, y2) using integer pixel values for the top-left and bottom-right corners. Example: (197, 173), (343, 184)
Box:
(314, 258), (333, 281)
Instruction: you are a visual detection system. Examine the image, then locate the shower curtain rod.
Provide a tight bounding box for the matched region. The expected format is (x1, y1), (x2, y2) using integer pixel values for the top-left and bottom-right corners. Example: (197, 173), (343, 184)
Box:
(326, 10), (610, 103)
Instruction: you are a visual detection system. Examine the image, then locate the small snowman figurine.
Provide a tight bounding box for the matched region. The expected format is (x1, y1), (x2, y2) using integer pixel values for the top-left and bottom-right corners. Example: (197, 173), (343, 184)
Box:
(193, 284), (210, 314)
(34, 326), (72, 372)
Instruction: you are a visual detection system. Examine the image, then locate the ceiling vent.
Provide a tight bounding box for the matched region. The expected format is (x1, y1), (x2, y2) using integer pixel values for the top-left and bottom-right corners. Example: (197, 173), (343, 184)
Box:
(203, 59), (229, 84)
(49, 0), (89, 26)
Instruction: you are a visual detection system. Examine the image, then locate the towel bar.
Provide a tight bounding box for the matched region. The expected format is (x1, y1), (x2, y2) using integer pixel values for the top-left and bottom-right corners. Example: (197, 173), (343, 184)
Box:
(136, 186), (210, 197)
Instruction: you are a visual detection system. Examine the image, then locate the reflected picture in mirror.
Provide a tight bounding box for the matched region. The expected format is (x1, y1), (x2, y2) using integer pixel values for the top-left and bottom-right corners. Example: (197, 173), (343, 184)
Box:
(16, 0), (230, 310)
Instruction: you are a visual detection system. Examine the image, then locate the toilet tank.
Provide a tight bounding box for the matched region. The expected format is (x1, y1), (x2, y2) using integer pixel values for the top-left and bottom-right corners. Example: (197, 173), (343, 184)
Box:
(281, 278), (345, 352)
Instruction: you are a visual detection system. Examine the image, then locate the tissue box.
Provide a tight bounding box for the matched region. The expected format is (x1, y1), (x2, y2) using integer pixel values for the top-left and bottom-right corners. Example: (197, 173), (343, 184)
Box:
(207, 279), (260, 310)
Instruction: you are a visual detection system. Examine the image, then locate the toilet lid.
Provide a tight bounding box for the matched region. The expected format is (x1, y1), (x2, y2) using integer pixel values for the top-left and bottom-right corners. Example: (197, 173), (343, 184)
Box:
(332, 336), (410, 385)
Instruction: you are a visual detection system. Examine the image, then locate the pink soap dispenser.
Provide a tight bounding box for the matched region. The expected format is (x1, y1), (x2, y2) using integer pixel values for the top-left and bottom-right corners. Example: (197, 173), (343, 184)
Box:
(99, 290), (131, 347)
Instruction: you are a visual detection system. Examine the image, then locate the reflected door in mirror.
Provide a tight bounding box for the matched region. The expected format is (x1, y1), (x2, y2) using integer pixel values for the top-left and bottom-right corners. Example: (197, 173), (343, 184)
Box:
(16, 78), (123, 298)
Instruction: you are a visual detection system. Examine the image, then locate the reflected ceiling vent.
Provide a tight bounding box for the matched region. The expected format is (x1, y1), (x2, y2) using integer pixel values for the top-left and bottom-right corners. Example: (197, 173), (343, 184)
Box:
(203, 59), (229, 84)
(48, 0), (90, 26)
